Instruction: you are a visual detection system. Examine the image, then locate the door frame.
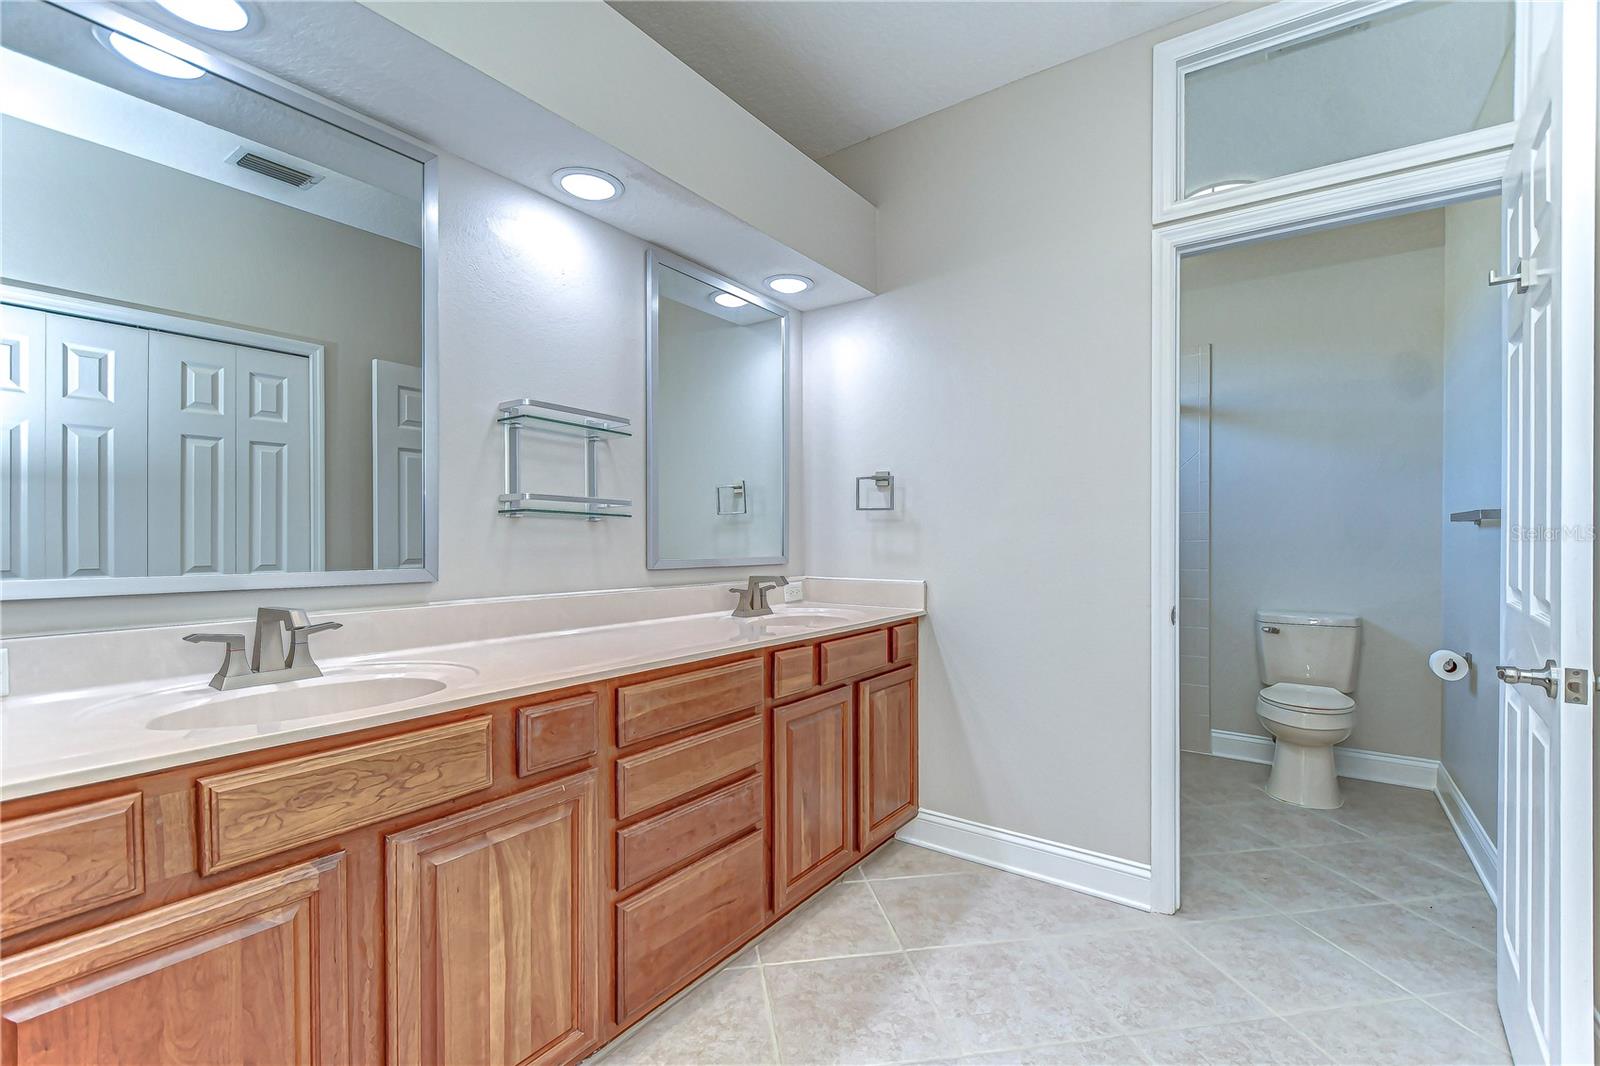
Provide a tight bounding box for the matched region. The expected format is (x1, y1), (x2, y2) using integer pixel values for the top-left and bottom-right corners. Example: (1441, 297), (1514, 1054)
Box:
(1, 284), (329, 576)
(1148, 150), (1508, 915)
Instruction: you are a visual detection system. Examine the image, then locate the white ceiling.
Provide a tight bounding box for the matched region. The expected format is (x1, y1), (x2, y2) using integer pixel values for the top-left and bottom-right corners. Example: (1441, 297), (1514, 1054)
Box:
(610, 1), (1218, 159)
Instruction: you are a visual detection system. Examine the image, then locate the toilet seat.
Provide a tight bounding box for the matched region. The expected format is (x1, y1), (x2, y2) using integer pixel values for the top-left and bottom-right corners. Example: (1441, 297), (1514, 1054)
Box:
(1257, 684), (1355, 732)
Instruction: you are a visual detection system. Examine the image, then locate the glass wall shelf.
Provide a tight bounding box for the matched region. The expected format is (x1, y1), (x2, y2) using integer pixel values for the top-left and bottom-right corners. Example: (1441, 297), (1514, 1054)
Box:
(498, 493), (633, 519)
(497, 399), (632, 438)
(498, 397), (632, 521)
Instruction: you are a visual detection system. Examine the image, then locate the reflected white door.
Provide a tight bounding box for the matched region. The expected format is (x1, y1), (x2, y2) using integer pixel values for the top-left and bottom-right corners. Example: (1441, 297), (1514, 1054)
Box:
(234, 345), (311, 574)
(148, 333), (236, 576)
(1495, 4), (1595, 1063)
(0, 306), (46, 579)
(43, 313), (148, 577)
(371, 358), (423, 569)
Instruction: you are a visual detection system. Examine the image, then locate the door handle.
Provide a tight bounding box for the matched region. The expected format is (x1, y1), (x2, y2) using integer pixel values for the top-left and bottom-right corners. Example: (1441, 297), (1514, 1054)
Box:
(1496, 659), (1559, 697)
(1488, 257), (1537, 294)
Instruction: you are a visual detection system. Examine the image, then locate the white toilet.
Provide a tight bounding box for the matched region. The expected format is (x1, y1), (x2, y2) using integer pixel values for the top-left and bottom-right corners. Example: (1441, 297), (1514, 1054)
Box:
(1254, 609), (1362, 809)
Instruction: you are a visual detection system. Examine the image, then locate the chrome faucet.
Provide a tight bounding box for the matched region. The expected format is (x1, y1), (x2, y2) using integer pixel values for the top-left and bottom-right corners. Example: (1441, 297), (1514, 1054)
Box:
(184, 608), (343, 691)
(729, 575), (789, 618)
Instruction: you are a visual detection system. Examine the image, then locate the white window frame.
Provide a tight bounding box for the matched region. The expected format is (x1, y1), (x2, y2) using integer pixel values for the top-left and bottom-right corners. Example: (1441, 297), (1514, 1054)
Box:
(1152, 0), (1521, 224)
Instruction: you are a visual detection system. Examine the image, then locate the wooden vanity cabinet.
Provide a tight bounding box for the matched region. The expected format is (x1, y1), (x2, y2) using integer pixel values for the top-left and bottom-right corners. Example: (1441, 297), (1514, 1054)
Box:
(0, 619), (920, 1066)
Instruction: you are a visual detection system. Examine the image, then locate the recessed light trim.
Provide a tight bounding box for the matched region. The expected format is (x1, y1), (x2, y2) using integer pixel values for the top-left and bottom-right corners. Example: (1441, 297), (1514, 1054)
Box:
(712, 292), (748, 309)
(553, 167), (623, 202)
(155, 0), (249, 32)
(106, 32), (205, 79)
(765, 274), (813, 295)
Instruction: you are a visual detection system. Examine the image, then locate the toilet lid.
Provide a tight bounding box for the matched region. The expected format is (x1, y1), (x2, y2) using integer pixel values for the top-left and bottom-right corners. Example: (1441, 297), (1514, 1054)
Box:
(1260, 682), (1355, 713)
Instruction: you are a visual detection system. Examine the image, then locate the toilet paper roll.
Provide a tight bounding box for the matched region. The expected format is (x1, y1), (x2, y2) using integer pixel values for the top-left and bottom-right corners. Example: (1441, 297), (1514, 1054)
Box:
(1429, 649), (1470, 681)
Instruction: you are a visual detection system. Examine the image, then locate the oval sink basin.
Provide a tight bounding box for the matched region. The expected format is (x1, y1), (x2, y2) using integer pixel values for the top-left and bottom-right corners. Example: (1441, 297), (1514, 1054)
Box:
(743, 609), (857, 632)
(143, 664), (477, 731)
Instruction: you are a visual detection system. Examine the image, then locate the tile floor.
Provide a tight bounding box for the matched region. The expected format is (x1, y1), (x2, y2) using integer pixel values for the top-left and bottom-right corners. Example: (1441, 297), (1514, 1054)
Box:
(598, 754), (1507, 1066)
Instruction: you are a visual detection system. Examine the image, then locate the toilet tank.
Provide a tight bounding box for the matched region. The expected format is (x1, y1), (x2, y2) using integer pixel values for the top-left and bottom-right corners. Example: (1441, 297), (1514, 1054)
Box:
(1255, 609), (1362, 692)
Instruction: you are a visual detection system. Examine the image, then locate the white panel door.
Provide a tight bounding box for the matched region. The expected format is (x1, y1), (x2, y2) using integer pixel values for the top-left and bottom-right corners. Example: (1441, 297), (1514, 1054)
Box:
(0, 306), (47, 580)
(234, 345), (311, 574)
(371, 358), (423, 569)
(43, 313), (149, 578)
(148, 333), (236, 576)
(1495, 4), (1595, 1063)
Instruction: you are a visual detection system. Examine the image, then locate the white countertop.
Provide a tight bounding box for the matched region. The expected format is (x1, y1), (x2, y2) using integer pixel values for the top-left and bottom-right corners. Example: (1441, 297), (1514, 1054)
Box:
(0, 600), (921, 801)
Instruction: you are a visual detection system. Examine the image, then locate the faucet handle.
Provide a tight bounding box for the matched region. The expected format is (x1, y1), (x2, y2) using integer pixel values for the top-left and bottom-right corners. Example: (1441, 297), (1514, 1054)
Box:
(183, 632), (246, 651)
(290, 620), (342, 637)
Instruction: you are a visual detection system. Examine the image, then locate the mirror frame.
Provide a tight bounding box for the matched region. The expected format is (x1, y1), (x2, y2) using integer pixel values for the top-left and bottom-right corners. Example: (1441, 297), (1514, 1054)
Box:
(645, 248), (790, 571)
(1, 3), (440, 600)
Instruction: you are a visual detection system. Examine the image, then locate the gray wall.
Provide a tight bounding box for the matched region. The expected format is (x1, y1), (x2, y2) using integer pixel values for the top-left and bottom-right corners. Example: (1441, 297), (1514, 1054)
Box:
(803, 5), (1242, 864)
(1440, 197), (1504, 837)
(1182, 211), (1447, 760)
(1, 117), (421, 573)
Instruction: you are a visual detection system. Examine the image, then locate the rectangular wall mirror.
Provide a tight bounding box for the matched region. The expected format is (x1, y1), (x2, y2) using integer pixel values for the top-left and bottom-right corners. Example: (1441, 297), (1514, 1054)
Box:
(646, 251), (788, 570)
(0, 0), (435, 599)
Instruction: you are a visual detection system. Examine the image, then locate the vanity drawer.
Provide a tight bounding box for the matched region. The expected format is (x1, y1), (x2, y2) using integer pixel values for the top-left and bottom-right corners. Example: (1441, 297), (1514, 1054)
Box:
(614, 716), (763, 821)
(891, 623), (918, 663)
(517, 694), (599, 777)
(772, 645), (817, 699)
(617, 659), (764, 748)
(0, 794), (144, 936)
(198, 717), (493, 874)
(819, 630), (890, 685)
(615, 774), (763, 892)
(614, 831), (765, 1024)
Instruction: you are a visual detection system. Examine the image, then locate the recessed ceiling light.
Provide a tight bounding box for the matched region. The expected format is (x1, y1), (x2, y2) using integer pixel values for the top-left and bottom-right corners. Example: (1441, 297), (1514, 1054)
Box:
(765, 274), (812, 295)
(155, 0), (249, 32)
(712, 292), (748, 309)
(106, 32), (205, 79)
(553, 167), (623, 202)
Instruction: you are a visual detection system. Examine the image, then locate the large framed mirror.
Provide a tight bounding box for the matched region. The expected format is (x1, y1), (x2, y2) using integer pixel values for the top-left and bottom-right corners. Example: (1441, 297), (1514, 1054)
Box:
(0, 0), (436, 599)
(646, 251), (788, 570)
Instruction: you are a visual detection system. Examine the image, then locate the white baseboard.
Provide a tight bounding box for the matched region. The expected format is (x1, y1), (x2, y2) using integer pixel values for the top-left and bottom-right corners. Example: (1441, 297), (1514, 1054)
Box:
(895, 809), (1152, 911)
(1435, 763), (1499, 903)
(1209, 729), (1440, 790)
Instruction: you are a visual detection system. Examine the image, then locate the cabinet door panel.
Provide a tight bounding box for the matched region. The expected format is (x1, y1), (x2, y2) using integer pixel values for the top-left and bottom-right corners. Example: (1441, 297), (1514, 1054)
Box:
(858, 667), (918, 851)
(772, 687), (856, 914)
(387, 772), (599, 1066)
(0, 853), (349, 1066)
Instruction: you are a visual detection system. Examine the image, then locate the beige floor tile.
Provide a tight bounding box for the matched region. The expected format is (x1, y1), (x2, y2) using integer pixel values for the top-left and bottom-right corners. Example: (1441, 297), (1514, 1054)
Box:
(873, 869), (1146, 949)
(1295, 904), (1494, 995)
(1385, 831), (1484, 883)
(1405, 891), (1497, 952)
(602, 968), (777, 1066)
(1294, 841), (1480, 902)
(1171, 858), (1278, 923)
(1424, 989), (1512, 1057)
(764, 952), (953, 1065)
(1209, 794), (1367, 848)
(1182, 805), (1277, 856)
(1325, 780), (1452, 838)
(957, 1036), (1151, 1064)
(1178, 916), (1405, 1012)
(1044, 926), (1269, 1033)
(1191, 849), (1379, 913)
(1281, 998), (1510, 1065)
(863, 840), (985, 879)
(758, 881), (902, 963)
(1134, 1018), (1329, 1065)
(724, 944), (759, 968)
(908, 940), (1122, 1054)
(1182, 755), (1269, 806)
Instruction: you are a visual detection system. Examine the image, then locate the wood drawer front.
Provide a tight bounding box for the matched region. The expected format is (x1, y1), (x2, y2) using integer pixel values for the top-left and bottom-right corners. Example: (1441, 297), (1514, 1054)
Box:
(772, 646), (817, 699)
(819, 630), (890, 685)
(518, 694), (599, 777)
(891, 623), (918, 663)
(615, 774), (763, 893)
(614, 832), (765, 1025)
(0, 794), (144, 937)
(617, 659), (763, 748)
(198, 717), (493, 874)
(614, 716), (762, 821)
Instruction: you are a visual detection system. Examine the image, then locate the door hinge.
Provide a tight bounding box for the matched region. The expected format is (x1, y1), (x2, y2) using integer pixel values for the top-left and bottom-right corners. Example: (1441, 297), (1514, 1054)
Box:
(1564, 668), (1589, 705)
